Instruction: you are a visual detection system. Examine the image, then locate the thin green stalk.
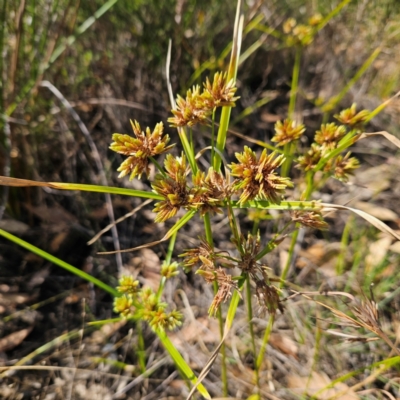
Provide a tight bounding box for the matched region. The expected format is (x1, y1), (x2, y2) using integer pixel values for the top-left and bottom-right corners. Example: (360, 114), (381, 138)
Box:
(251, 219), (259, 236)
(227, 199), (243, 254)
(158, 330), (211, 399)
(288, 46), (301, 119)
(213, 0), (243, 172)
(216, 297), (227, 397)
(281, 141), (295, 178)
(306, 312), (322, 394)
(246, 276), (260, 395)
(211, 108), (216, 164)
(321, 46), (382, 113)
(315, 0), (351, 32)
(336, 215), (352, 275)
(0, 228), (119, 297)
(178, 127), (198, 174)
(280, 228), (299, 284)
(189, 127), (194, 156)
(156, 232), (177, 300)
(256, 220), (292, 261)
(149, 156), (166, 178)
(6, 0), (121, 117)
(255, 314), (274, 370)
(203, 212), (227, 396)
(136, 321), (146, 373)
(0, 178), (164, 200)
(280, 174), (314, 286)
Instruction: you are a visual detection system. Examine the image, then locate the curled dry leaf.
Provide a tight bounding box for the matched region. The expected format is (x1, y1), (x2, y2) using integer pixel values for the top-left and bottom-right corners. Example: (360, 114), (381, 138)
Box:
(321, 203), (400, 241)
(354, 202), (398, 222)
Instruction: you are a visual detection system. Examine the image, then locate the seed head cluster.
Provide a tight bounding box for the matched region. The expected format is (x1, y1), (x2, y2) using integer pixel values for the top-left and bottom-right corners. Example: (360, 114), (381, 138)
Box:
(168, 72), (239, 128)
(114, 276), (182, 332)
(272, 119), (305, 147)
(230, 146), (293, 205)
(110, 120), (174, 179)
(296, 104), (367, 181)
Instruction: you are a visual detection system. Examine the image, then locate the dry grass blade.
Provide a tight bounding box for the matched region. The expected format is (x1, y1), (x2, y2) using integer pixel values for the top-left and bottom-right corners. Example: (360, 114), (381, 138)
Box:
(97, 238), (165, 254)
(186, 327), (230, 400)
(0, 176), (51, 187)
(87, 199), (153, 245)
(98, 210), (196, 254)
(291, 290), (400, 356)
(40, 80), (123, 272)
(321, 203), (400, 241)
(326, 330), (380, 342)
(357, 131), (400, 149)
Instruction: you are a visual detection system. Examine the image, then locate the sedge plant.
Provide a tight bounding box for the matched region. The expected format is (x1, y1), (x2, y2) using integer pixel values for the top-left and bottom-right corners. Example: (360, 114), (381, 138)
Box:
(2, 2), (400, 399)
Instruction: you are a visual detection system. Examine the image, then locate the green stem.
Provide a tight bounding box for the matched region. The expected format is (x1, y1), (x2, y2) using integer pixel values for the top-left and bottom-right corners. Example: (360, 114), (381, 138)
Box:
(227, 199), (243, 255)
(336, 216), (351, 275)
(0, 228), (118, 297)
(211, 108), (216, 165)
(178, 127), (198, 174)
(280, 228), (299, 285)
(158, 331), (211, 399)
(288, 46), (301, 119)
(156, 232), (177, 300)
(203, 213), (228, 396)
(281, 174), (314, 286)
(149, 156), (166, 178)
(281, 141), (294, 178)
(189, 127), (194, 155)
(255, 314), (274, 370)
(321, 46), (382, 113)
(256, 220), (292, 261)
(246, 276), (260, 395)
(213, 0), (242, 172)
(136, 321), (146, 373)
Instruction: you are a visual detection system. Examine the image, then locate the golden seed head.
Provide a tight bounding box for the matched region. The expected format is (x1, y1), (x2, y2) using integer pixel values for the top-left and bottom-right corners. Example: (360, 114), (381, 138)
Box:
(229, 146), (292, 204)
(110, 120), (174, 180)
(272, 119), (306, 146)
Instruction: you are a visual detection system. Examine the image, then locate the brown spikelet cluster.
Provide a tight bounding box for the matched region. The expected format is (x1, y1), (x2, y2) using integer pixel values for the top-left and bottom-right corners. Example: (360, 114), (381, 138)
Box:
(181, 234), (284, 316)
(314, 123), (346, 151)
(202, 72), (239, 109)
(168, 72), (239, 128)
(180, 239), (238, 315)
(191, 168), (232, 216)
(291, 210), (328, 230)
(168, 85), (209, 128)
(152, 157), (233, 222)
(333, 152), (360, 182)
(236, 233), (284, 315)
(272, 119), (306, 147)
(296, 143), (322, 172)
(229, 146), (293, 204)
(152, 153), (191, 222)
(202, 268), (240, 316)
(296, 109), (361, 181)
(110, 120), (174, 179)
(335, 103), (370, 128)
(180, 239), (234, 271)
